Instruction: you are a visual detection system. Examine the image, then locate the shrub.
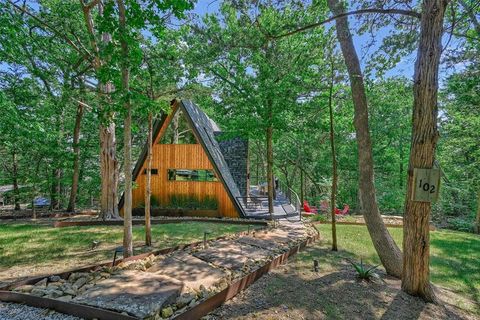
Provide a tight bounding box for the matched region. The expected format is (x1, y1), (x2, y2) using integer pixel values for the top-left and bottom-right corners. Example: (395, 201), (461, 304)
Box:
(167, 194), (218, 210)
(348, 259), (380, 281)
(447, 217), (473, 233)
(310, 214), (328, 223)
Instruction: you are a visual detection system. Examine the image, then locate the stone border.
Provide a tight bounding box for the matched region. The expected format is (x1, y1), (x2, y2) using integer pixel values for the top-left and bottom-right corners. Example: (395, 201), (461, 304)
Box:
(0, 291), (137, 320)
(52, 217), (268, 228)
(0, 210), (99, 220)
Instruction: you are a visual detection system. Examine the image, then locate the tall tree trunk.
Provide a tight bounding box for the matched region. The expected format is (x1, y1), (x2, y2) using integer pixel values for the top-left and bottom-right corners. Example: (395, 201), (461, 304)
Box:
(50, 168), (62, 210)
(117, 0), (133, 258)
(80, 0), (118, 221)
(12, 151), (20, 211)
(67, 100), (84, 213)
(300, 169), (304, 206)
(145, 113), (153, 246)
(327, 0), (403, 277)
(400, 130), (405, 188)
(475, 190), (480, 234)
(266, 125), (274, 217)
(402, 0), (448, 302)
(100, 121), (118, 219)
(328, 64), (338, 252)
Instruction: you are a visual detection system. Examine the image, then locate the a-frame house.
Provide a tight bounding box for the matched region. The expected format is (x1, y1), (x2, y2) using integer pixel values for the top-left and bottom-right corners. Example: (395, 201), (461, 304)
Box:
(119, 99), (248, 218)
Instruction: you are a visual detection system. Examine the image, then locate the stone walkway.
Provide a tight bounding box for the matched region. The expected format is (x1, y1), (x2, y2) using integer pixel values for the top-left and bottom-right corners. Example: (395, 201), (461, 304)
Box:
(9, 219), (315, 320)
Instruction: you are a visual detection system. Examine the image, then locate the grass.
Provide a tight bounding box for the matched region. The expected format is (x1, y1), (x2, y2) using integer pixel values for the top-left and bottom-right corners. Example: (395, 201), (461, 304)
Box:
(0, 222), (259, 273)
(315, 224), (480, 308)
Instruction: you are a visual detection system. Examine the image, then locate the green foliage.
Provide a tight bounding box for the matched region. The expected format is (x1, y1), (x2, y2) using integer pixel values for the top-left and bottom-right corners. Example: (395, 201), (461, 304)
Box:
(348, 259), (380, 281)
(445, 217), (474, 233)
(166, 195), (218, 210)
(309, 214), (329, 223)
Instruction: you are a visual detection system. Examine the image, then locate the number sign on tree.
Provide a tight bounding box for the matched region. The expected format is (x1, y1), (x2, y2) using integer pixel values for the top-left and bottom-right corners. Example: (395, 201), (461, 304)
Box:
(412, 168), (440, 203)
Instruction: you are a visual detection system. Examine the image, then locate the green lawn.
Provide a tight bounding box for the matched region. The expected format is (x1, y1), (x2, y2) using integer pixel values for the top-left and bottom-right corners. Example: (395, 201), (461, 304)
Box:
(316, 224), (480, 308)
(0, 222), (258, 274)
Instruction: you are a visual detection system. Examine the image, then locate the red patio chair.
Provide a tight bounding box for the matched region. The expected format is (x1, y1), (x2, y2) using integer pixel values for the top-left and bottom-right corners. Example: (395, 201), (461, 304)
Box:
(303, 201), (318, 214)
(335, 204), (350, 215)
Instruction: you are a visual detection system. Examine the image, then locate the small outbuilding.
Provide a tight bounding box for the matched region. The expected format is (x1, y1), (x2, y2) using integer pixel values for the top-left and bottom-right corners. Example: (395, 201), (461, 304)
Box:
(119, 100), (249, 218)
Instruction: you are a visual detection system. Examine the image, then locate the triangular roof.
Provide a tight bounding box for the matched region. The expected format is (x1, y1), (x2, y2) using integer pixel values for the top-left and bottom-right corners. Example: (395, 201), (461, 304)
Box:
(119, 99), (245, 217)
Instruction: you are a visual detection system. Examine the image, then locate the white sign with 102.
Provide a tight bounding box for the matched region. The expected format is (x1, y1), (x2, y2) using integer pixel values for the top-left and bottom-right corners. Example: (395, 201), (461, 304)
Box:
(412, 168), (441, 203)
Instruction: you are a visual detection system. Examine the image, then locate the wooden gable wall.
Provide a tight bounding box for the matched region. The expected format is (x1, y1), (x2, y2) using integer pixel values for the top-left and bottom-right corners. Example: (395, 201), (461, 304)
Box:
(130, 105), (239, 218)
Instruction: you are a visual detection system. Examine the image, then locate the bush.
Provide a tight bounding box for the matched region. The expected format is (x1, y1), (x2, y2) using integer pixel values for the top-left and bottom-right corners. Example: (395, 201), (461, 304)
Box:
(167, 194), (218, 210)
(348, 259), (380, 281)
(310, 214), (328, 223)
(447, 217), (474, 233)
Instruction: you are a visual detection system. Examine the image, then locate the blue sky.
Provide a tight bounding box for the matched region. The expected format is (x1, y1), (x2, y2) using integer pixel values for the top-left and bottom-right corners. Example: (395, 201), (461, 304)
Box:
(190, 0), (465, 84)
(1, 0), (461, 84)
(190, 0), (417, 80)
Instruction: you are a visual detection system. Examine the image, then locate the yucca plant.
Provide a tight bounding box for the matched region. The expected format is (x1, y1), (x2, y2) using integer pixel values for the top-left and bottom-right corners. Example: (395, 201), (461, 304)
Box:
(348, 259), (380, 281)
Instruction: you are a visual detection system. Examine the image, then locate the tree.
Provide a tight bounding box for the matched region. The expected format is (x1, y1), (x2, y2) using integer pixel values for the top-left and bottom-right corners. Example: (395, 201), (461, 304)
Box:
(327, 0), (403, 277)
(78, 0), (120, 220)
(402, 0), (448, 302)
(67, 87), (86, 213)
(189, 1), (330, 217)
(327, 58), (338, 251)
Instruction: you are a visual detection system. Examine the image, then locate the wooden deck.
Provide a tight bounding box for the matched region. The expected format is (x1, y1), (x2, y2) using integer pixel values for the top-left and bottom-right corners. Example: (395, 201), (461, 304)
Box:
(239, 189), (300, 220)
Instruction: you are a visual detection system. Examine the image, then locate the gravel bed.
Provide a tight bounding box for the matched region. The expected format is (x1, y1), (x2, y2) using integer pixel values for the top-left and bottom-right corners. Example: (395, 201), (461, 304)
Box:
(0, 302), (81, 320)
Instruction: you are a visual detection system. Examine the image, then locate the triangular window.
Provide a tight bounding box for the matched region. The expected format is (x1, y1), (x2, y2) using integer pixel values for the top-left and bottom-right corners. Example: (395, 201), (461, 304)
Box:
(159, 109), (197, 144)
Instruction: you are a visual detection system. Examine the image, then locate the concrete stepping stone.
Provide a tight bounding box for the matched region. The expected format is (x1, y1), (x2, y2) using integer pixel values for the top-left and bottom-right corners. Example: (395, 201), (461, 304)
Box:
(254, 229), (304, 244)
(74, 270), (182, 318)
(147, 253), (226, 290)
(193, 240), (271, 270)
(235, 236), (286, 252)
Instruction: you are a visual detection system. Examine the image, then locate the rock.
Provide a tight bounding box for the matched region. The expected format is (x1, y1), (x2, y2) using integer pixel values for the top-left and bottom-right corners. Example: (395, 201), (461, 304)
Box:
(34, 278), (47, 287)
(77, 283), (94, 294)
(49, 275), (61, 282)
(73, 277), (88, 289)
(63, 286), (77, 296)
(31, 288), (46, 297)
(46, 285), (59, 291)
(57, 295), (73, 302)
(161, 306), (173, 318)
(13, 285), (34, 293)
(217, 279), (229, 291)
(175, 293), (195, 308)
(46, 289), (64, 298)
(144, 260), (153, 269)
(68, 272), (88, 283)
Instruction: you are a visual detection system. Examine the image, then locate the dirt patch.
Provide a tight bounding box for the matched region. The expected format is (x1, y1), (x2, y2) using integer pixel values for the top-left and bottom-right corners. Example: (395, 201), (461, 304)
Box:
(208, 247), (478, 320)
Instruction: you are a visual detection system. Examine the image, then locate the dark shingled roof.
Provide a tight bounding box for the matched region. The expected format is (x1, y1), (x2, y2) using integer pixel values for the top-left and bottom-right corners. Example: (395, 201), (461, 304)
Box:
(119, 99), (245, 217)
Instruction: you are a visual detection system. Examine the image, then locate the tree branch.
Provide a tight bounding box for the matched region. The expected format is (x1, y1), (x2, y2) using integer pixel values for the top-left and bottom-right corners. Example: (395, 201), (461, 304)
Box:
(85, 0), (101, 11)
(273, 8), (421, 39)
(7, 0), (86, 56)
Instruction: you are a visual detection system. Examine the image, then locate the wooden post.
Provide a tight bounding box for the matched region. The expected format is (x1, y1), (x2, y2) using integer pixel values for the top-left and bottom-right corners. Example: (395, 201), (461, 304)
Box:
(145, 113), (153, 246)
(328, 59), (338, 251)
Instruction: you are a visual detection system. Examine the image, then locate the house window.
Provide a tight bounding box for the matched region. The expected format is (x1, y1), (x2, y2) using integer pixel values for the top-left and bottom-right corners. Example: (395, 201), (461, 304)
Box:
(143, 169), (158, 175)
(167, 169), (218, 182)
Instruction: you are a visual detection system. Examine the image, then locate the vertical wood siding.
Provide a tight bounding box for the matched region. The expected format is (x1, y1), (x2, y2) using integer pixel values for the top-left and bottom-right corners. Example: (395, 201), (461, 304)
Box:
(132, 144), (238, 218)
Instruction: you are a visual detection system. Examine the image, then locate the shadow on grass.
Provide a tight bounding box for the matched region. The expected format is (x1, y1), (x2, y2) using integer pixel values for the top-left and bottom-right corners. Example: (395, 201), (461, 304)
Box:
(0, 222), (257, 271)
